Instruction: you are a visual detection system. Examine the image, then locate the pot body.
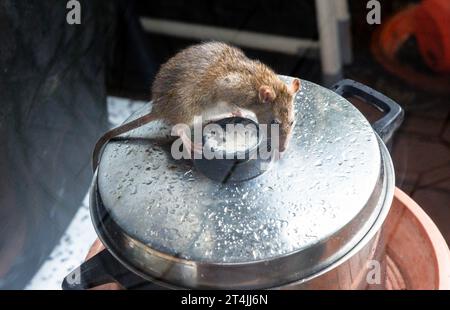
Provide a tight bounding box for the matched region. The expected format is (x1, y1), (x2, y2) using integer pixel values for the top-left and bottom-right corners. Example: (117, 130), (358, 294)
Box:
(282, 230), (384, 289)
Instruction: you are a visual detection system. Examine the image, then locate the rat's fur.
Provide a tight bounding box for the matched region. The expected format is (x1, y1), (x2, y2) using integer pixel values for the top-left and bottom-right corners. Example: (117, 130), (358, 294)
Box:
(93, 42), (300, 169)
(152, 42), (299, 127)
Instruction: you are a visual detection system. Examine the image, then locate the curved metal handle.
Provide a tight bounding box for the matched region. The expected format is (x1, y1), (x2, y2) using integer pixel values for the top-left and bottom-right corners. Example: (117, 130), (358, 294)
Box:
(62, 248), (155, 290)
(331, 79), (404, 144)
(62, 249), (124, 290)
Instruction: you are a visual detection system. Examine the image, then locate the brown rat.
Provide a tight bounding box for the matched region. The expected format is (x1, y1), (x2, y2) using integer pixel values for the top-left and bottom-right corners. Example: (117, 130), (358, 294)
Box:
(93, 42), (300, 170)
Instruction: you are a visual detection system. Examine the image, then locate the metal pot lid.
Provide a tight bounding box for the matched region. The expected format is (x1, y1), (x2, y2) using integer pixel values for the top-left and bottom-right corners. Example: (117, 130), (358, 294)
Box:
(95, 77), (390, 288)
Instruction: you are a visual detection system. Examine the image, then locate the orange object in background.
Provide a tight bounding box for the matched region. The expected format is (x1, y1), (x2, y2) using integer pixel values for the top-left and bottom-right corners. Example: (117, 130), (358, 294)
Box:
(371, 1), (450, 93)
(414, 0), (450, 73)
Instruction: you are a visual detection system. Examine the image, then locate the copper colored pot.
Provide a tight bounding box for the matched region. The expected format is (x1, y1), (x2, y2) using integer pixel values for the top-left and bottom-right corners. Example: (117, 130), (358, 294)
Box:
(383, 188), (450, 289)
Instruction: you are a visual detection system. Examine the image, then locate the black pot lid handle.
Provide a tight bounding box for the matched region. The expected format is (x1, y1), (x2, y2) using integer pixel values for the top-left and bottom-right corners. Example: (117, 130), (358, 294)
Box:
(62, 248), (162, 290)
(331, 79), (404, 144)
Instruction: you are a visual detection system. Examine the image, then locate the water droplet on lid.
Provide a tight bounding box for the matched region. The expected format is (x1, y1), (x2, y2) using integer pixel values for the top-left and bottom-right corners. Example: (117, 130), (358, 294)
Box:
(252, 250), (258, 259)
(130, 186), (137, 195)
(253, 232), (260, 241)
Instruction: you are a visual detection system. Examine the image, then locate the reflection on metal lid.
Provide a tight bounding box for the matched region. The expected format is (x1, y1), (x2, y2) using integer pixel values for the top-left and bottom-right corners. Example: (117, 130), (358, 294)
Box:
(97, 78), (382, 265)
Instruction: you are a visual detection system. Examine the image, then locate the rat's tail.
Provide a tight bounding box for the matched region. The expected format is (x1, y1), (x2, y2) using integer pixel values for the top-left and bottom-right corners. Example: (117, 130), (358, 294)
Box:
(92, 113), (158, 172)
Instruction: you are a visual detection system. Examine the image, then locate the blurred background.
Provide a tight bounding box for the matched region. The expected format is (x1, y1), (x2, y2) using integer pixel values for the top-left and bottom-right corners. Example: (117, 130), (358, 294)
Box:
(0, 0), (449, 289)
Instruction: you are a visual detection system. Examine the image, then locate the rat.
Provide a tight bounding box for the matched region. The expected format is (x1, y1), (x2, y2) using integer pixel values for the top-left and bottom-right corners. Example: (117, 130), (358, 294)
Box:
(92, 41), (301, 170)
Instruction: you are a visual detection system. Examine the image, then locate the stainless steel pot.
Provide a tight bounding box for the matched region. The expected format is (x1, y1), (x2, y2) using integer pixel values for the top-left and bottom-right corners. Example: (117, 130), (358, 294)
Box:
(63, 78), (403, 290)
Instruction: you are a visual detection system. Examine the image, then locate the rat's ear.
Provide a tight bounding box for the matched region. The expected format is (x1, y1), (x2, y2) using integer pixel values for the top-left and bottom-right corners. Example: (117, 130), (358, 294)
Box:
(288, 79), (301, 94)
(259, 85), (276, 103)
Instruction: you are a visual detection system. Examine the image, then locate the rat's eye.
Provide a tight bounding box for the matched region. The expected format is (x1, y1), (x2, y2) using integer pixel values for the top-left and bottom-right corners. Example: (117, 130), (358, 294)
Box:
(289, 120), (295, 126)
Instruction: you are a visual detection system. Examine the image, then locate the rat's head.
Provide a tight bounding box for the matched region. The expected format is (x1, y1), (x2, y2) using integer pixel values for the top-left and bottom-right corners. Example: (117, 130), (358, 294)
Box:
(254, 78), (301, 152)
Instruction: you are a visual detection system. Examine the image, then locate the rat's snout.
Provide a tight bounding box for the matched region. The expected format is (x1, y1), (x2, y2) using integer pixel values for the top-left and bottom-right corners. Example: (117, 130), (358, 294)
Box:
(272, 137), (288, 160)
(279, 124), (293, 153)
(267, 124), (291, 153)
(278, 136), (289, 153)
(264, 114), (293, 154)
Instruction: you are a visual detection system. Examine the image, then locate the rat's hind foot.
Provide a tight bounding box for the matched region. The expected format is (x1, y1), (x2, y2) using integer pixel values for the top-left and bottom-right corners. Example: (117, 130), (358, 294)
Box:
(182, 141), (203, 158)
(177, 129), (203, 158)
(231, 110), (244, 117)
(191, 142), (204, 156)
